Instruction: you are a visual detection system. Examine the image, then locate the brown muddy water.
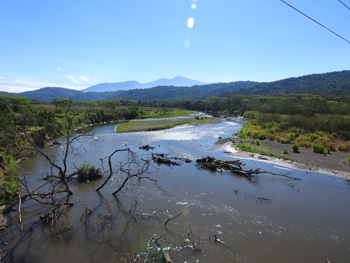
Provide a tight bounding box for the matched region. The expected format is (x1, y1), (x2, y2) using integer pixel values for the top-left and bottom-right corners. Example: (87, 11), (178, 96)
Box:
(1, 117), (350, 263)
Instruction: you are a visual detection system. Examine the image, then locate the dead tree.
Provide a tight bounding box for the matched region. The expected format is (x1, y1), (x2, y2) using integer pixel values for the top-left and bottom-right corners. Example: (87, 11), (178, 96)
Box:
(196, 156), (300, 180)
(96, 149), (161, 195)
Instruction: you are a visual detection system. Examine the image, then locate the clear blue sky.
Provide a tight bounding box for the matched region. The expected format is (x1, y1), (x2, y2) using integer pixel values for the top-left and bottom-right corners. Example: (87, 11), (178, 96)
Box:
(1, 0), (349, 93)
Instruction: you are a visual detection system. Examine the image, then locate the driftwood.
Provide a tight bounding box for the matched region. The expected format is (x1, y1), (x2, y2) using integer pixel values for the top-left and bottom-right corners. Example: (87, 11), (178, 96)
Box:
(162, 251), (174, 263)
(139, 145), (155, 151)
(40, 206), (62, 226)
(152, 153), (181, 166)
(164, 208), (187, 227)
(196, 156), (300, 180)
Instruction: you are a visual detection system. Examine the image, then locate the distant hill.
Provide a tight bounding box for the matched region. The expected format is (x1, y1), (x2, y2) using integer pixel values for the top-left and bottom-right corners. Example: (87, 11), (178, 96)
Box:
(83, 76), (206, 92)
(83, 81), (141, 92)
(14, 87), (123, 102)
(113, 81), (258, 101)
(4, 70), (350, 102)
(234, 70), (350, 96)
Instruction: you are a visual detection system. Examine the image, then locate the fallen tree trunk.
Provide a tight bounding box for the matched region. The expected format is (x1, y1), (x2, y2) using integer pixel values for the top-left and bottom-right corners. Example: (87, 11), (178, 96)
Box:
(196, 156), (300, 180)
(152, 153), (181, 166)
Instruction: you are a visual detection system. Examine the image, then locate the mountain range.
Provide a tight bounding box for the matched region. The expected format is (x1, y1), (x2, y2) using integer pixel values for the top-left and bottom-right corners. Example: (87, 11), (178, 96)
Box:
(1, 71), (350, 102)
(82, 76), (206, 92)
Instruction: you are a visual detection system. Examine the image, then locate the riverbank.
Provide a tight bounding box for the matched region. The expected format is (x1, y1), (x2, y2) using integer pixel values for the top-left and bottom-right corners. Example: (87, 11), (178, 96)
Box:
(116, 117), (222, 132)
(216, 137), (350, 180)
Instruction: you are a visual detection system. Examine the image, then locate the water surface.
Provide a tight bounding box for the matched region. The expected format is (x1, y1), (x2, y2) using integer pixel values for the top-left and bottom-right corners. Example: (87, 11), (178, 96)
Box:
(2, 118), (350, 263)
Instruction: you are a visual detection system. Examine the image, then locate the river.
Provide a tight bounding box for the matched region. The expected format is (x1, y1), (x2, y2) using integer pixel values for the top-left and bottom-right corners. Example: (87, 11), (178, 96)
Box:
(1, 116), (350, 263)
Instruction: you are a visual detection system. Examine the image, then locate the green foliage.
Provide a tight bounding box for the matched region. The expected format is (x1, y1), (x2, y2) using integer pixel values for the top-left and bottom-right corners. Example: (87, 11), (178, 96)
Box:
(255, 139), (260, 146)
(291, 143), (299, 153)
(276, 136), (290, 144)
(234, 70), (350, 97)
(0, 154), (21, 205)
(145, 121), (191, 131)
(312, 144), (325, 154)
(77, 163), (102, 182)
(136, 108), (194, 119)
(283, 148), (289, 154)
(347, 156), (350, 166)
(235, 142), (290, 161)
(52, 98), (73, 108)
(337, 143), (350, 152)
(243, 111), (258, 119)
(238, 132), (248, 139)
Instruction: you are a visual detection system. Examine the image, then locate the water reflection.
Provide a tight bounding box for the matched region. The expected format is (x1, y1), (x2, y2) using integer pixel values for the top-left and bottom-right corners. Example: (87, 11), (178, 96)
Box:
(1, 117), (350, 263)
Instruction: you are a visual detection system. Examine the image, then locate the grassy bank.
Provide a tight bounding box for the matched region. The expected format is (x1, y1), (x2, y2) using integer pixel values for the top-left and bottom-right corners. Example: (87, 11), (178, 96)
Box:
(136, 108), (195, 119)
(239, 112), (350, 154)
(234, 112), (350, 172)
(116, 117), (221, 133)
(234, 141), (292, 161)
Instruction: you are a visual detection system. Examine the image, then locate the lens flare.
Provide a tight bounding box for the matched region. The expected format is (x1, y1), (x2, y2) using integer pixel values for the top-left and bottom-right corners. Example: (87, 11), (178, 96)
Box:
(187, 17), (195, 28)
(191, 4), (197, 9)
(184, 38), (191, 48)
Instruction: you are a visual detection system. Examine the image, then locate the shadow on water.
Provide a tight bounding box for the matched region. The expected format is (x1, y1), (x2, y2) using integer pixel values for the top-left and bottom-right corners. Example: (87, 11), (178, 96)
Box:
(1, 117), (350, 263)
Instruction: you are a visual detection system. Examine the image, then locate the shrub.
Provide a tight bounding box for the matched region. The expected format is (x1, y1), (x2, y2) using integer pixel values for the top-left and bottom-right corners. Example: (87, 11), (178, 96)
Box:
(295, 135), (313, 147)
(253, 132), (267, 140)
(77, 163), (102, 182)
(312, 143), (325, 154)
(236, 142), (253, 152)
(0, 154), (21, 205)
(347, 156), (350, 166)
(308, 134), (319, 142)
(287, 133), (299, 141)
(255, 139), (260, 146)
(314, 137), (333, 150)
(238, 132), (248, 139)
(291, 143), (299, 153)
(338, 143), (350, 152)
(276, 136), (290, 144)
(243, 111), (258, 119)
(283, 148), (289, 154)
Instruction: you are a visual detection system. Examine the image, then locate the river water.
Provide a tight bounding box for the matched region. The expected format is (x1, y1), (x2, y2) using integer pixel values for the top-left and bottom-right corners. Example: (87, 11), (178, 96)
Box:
(1, 117), (350, 263)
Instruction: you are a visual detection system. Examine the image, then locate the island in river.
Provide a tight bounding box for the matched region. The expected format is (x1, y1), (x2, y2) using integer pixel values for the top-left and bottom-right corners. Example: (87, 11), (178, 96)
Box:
(115, 116), (222, 132)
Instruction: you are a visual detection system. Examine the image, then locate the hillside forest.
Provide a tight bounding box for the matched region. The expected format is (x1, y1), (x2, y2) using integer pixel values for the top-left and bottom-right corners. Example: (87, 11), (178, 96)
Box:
(1, 89), (350, 205)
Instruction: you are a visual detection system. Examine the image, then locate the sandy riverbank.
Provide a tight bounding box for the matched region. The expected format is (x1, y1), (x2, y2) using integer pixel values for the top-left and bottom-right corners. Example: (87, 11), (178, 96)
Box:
(216, 137), (350, 180)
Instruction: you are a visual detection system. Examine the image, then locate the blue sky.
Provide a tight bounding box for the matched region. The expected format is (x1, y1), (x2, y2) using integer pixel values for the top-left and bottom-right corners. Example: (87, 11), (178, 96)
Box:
(0, 0), (349, 93)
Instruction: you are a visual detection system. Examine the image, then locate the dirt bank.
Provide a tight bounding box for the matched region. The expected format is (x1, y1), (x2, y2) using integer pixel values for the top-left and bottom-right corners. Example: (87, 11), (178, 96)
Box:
(217, 137), (350, 180)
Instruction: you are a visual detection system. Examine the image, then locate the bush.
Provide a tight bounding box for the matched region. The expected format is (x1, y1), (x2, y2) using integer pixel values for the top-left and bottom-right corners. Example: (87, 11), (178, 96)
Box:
(238, 132), (248, 139)
(255, 139), (260, 146)
(338, 143), (350, 152)
(287, 133), (299, 141)
(276, 136), (290, 144)
(236, 142), (253, 152)
(253, 132), (267, 140)
(347, 156), (350, 166)
(291, 143), (299, 153)
(295, 135), (313, 147)
(77, 163), (102, 182)
(312, 143), (325, 154)
(0, 154), (21, 205)
(283, 148), (289, 154)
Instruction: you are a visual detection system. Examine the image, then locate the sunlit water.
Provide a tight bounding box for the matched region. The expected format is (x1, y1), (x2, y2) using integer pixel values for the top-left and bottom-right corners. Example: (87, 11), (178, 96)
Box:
(1, 117), (350, 263)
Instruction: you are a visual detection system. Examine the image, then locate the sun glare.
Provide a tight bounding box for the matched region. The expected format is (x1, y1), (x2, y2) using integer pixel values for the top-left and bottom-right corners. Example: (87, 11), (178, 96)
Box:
(187, 17), (195, 28)
(191, 4), (197, 10)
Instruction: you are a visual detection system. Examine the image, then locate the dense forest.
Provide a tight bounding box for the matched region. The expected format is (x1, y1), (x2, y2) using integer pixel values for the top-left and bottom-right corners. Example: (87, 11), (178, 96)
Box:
(234, 70), (350, 96)
(2, 70), (350, 102)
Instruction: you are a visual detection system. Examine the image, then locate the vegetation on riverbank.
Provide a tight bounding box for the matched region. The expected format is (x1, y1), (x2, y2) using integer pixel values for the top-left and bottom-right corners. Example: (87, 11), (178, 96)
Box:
(136, 108), (194, 119)
(116, 116), (219, 132)
(238, 111), (350, 153)
(234, 142), (292, 161)
(0, 95), (195, 205)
